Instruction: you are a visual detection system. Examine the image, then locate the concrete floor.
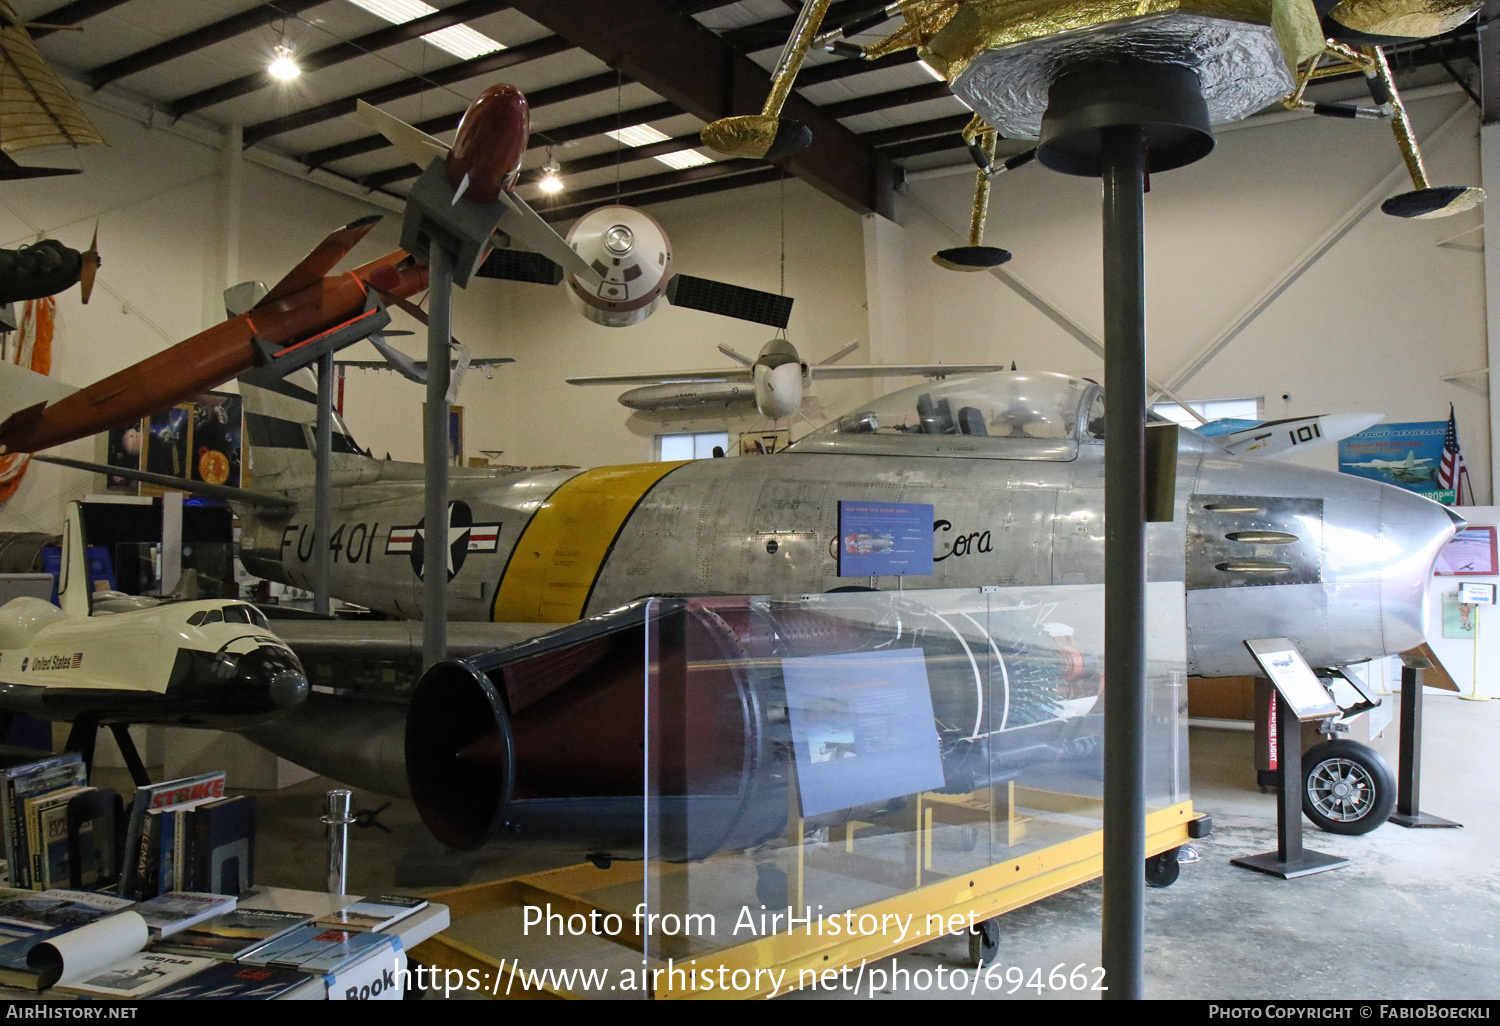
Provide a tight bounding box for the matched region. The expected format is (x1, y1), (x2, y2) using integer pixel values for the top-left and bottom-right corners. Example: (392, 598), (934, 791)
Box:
(109, 691), (1500, 1001)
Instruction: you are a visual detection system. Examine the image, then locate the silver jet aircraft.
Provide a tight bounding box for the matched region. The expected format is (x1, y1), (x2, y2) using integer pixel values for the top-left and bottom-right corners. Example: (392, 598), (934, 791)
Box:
(48, 368), (1461, 814)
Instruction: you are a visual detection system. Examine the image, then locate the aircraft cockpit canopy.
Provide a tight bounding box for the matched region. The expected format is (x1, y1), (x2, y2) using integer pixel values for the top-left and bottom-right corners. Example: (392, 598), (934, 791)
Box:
(186, 604), (272, 631)
(791, 372), (1102, 460)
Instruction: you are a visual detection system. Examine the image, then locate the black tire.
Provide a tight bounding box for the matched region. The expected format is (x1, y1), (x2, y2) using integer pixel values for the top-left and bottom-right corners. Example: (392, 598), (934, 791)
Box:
(1301, 739), (1395, 835)
(1145, 848), (1180, 888)
(968, 917), (1000, 968)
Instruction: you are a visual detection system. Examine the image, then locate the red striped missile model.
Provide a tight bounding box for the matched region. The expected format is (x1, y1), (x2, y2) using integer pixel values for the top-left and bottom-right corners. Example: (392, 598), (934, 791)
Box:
(0, 84), (798, 457)
(0, 504), (307, 740)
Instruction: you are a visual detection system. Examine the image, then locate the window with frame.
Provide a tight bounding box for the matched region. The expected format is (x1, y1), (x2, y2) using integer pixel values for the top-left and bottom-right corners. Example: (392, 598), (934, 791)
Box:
(655, 431), (729, 461)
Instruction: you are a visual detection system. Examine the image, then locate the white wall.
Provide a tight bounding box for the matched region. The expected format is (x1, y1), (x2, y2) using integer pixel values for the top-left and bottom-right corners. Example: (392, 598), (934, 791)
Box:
(1424, 504), (1500, 698)
(899, 90), (1491, 501)
(0, 85), (1491, 542)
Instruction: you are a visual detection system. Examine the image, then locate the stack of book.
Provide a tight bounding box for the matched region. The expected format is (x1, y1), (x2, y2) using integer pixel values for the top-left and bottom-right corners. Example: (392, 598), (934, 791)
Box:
(0, 889), (429, 999)
(120, 772), (255, 900)
(1, 754), (118, 892)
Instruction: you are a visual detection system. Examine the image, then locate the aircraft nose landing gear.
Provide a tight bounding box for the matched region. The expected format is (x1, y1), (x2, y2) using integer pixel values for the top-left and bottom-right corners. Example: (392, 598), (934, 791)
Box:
(1301, 739), (1396, 835)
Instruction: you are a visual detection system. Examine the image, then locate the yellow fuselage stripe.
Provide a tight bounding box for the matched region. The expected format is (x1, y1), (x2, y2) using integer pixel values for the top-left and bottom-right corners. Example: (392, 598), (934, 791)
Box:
(491, 461), (687, 623)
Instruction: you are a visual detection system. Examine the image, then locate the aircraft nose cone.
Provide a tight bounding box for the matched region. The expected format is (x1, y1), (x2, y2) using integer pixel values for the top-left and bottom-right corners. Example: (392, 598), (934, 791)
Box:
(1376, 486), (1462, 654)
(235, 646), (310, 713)
(269, 667), (309, 708)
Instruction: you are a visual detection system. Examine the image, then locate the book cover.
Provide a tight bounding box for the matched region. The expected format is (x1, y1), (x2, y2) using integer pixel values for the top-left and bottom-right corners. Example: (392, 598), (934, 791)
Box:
(151, 907), (310, 960)
(241, 925), (391, 972)
(119, 771), (226, 898)
(0, 889), (134, 931)
(25, 786), (87, 891)
(134, 892), (236, 938)
(148, 960), (320, 1000)
(38, 802), (76, 891)
(1, 755), (83, 886)
(315, 894), (428, 933)
(5, 756), (86, 889)
(57, 950), (215, 998)
(188, 795), (255, 896)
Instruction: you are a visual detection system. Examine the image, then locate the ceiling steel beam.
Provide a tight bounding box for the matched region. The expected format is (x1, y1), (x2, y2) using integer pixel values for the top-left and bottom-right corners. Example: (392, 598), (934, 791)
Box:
(1479, 0), (1500, 123)
(358, 99), (680, 188)
(302, 69), (625, 167)
(241, 33), (571, 146)
(719, 0), (886, 52)
(28, 0), (134, 39)
(537, 158), (768, 220)
(821, 80), (954, 119)
(878, 133), (966, 159)
(504, 0), (892, 216)
(518, 130), (701, 185)
(165, 0), (513, 116)
(861, 112), (970, 148)
(85, 0), (330, 86)
(797, 48), (918, 86)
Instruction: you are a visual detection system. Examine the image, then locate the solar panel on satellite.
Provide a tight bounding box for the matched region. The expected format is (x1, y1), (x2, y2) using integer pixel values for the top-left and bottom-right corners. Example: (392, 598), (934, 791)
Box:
(665, 274), (793, 328)
(476, 248), (564, 286)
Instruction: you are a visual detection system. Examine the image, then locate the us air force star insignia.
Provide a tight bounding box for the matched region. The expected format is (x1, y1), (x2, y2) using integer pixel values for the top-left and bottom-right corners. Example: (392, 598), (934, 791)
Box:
(393, 501), (502, 581)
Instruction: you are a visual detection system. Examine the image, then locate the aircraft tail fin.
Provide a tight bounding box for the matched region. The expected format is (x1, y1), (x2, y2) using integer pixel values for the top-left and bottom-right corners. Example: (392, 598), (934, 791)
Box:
(59, 501), (90, 617)
(256, 215), (383, 309)
(238, 367), (375, 491)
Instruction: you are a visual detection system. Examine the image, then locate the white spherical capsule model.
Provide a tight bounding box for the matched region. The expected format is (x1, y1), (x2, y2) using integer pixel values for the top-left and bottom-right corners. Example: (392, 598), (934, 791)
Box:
(564, 205), (674, 327)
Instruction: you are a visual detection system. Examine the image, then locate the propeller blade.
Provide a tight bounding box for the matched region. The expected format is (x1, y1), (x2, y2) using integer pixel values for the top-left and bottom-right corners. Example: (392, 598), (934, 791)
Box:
(666, 274), (793, 329)
(717, 344), (754, 367)
(79, 224), (99, 304)
(816, 340), (859, 366)
(475, 247), (563, 286)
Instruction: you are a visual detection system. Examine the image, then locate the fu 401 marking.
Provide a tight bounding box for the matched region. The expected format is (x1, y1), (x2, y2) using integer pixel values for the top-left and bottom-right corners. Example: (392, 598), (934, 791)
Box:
(281, 522), (381, 565)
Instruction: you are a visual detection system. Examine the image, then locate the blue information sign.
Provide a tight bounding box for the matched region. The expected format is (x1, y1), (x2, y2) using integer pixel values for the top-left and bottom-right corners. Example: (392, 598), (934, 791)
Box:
(837, 500), (934, 578)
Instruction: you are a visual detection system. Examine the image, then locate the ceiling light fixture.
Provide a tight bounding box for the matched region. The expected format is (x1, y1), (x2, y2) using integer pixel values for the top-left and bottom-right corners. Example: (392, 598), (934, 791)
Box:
(538, 161), (564, 194)
(268, 43), (300, 80)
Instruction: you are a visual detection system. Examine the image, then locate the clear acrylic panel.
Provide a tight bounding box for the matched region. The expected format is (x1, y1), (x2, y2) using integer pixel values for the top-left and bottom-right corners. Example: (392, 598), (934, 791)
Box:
(639, 583), (1187, 995)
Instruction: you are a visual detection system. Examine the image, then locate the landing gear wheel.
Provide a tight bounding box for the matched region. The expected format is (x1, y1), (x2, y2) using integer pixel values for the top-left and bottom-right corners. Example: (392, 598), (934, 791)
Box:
(968, 917), (1000, 968)
(1301, 739), (1395, 835)
(1145, 847), (1181, 888)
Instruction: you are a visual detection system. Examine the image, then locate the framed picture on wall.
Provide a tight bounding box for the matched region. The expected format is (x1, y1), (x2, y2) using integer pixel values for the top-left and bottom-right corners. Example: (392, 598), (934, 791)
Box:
(1433, 526), (1499, 576)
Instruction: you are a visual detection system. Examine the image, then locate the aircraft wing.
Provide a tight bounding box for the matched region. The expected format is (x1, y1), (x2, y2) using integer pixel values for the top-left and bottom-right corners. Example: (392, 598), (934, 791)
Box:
(356, 100), (451, 168)
(812, 363), (1011, 379)
(33, 455), (296, 510)
(258, 215), (384, 308)
(0, 360), (76, 428)
(567, 369), (754, 386)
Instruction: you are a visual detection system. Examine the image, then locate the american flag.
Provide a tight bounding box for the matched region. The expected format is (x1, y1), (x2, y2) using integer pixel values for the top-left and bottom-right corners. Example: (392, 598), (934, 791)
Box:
(1437, 404), (1472, 505)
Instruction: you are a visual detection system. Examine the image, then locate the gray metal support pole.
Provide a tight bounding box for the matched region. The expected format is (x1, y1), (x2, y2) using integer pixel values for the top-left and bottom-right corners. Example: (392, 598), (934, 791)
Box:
(312, 350), (334, 616)
(322, 788), (353, 894)
(1100, 123), (1147, 1001)
(423, 245), (454, 669)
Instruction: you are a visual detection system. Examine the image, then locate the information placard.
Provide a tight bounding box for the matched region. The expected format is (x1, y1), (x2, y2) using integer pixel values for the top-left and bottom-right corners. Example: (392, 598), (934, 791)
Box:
(836, 500), (934, 578)
(1243, 639), (1340, 721)
(783, 648), (946, 816)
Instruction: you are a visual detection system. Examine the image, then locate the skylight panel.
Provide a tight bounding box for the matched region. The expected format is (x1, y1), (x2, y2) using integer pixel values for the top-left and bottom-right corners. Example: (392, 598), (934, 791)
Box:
(347, 0), (505, 61)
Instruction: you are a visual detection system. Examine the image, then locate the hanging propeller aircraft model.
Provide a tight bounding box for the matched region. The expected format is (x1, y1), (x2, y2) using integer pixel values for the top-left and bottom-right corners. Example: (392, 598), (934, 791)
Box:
(0, 228), (100, 306)
(567, 339), (1012, 419)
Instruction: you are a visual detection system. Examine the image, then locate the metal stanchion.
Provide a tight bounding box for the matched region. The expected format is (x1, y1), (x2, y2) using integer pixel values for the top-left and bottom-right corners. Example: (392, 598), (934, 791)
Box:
(322, 789), (354, 894)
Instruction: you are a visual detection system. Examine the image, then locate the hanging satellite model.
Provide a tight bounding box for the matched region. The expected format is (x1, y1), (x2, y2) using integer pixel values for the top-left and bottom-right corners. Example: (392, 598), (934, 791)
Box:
(705, 0), (1487, 270)
(356, 101), (797, 331)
